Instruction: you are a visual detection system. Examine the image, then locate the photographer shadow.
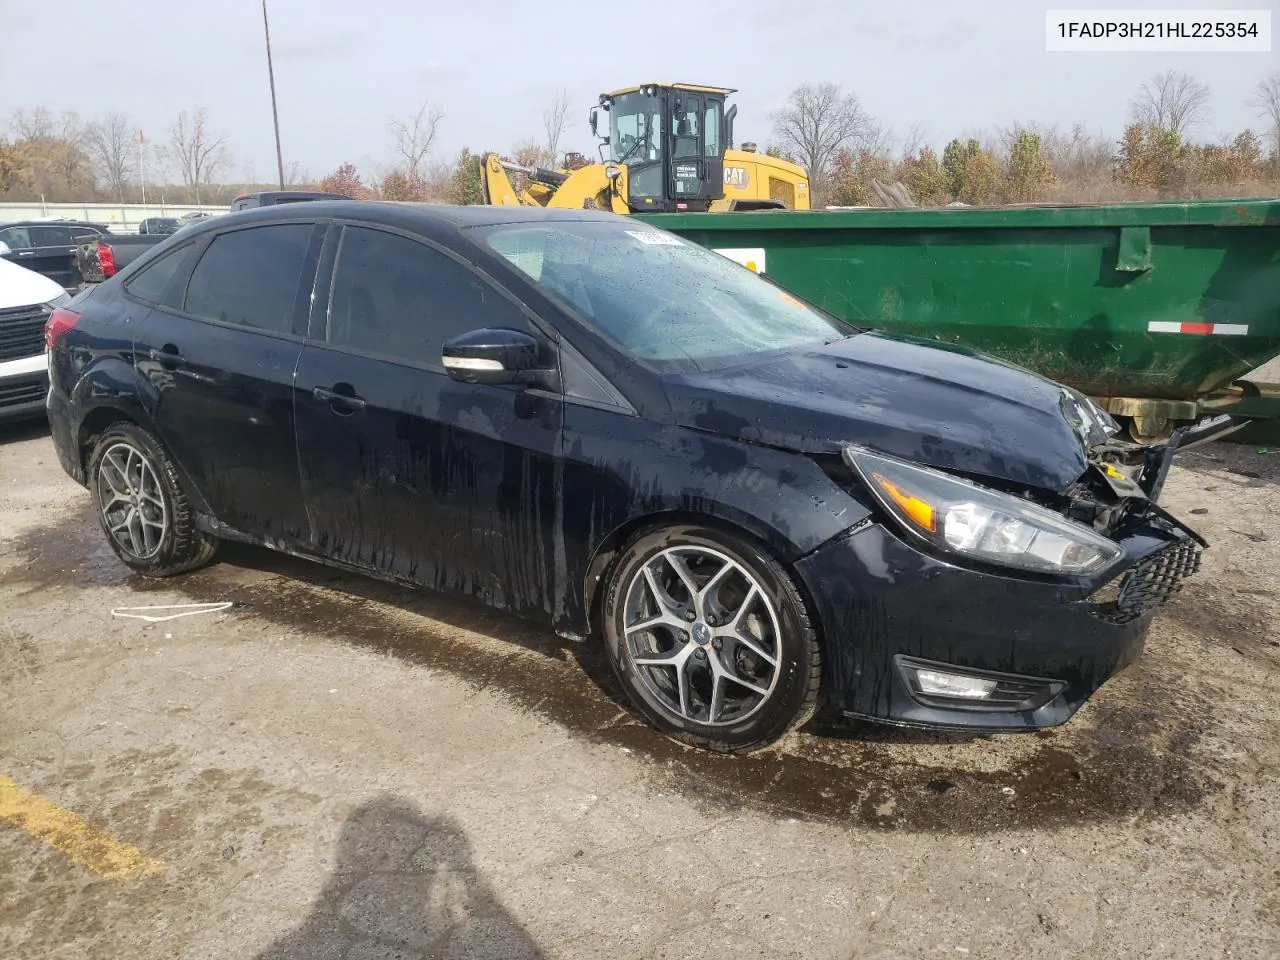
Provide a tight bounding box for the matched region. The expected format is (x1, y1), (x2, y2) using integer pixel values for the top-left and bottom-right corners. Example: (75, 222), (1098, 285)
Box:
(257, 796), (543, 960)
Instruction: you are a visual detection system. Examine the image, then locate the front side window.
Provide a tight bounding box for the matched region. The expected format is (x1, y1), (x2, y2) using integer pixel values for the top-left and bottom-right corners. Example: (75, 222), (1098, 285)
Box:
(704, 101), (722, 158)
(184, 223), (314, 334)
(327, 226), (529, 366)
(0, 226), (32, 250)
(609, 92), (663, 201)
(479, 220), (854, 372)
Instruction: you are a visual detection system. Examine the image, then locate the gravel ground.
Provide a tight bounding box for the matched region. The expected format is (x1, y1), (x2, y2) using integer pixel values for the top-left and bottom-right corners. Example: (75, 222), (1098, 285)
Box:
(1, 421), (1277, 959)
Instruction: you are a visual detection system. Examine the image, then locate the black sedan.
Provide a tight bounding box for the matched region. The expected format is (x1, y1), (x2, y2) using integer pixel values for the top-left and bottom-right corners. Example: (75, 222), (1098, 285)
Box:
(44, 202), (1203, 753)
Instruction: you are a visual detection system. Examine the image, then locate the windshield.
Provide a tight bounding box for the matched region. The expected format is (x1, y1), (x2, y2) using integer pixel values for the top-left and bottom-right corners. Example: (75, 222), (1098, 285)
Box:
(477, 220), (855, 372)
(609, 92), (660, 164)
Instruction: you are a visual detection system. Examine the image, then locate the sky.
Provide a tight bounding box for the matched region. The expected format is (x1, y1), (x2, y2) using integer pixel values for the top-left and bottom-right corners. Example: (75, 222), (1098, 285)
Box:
(1, 0), (1275, 183)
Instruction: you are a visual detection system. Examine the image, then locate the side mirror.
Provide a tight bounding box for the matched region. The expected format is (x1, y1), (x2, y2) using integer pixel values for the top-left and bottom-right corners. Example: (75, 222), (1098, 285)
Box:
(442, 328), (556, 389)
(589, 107), (600, 140)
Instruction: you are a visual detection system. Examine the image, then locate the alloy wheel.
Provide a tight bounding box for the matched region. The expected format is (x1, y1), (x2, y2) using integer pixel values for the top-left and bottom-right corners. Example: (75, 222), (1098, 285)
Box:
(622, 545), (782, 726)
(96, 442), (169, 560)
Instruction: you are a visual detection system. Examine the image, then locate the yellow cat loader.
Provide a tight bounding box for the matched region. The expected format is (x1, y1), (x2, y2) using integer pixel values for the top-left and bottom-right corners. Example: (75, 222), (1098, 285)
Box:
(481, 83), (810, 214)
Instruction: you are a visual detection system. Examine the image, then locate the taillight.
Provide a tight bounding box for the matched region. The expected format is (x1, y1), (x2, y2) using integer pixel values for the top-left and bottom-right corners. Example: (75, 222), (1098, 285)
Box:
(98, 243), (118, 278)
(44, 307), (80, 349)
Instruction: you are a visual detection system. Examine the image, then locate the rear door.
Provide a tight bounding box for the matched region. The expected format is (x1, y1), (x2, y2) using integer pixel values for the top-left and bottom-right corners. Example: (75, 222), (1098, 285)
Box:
(134, 220), (323, 544)
(293, 222), (563, 615)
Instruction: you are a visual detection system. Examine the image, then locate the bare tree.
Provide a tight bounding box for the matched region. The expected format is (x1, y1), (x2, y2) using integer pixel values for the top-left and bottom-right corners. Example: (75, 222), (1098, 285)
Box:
(388, 101), (443, 179)
(85, 113), (135, 200)
(168, 108), (230, 204)
(899, 122), (928, 159)
(542, 89), (572, 166)
(771, 83), (873, 185)
(283, 159), (309, 186)
(1251, 71), (1280, 154)
(1130, 70), (1211, 136)
(11, 107), (55, 140)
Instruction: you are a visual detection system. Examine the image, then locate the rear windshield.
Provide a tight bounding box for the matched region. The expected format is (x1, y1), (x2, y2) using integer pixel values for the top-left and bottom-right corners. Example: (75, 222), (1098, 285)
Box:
(474, 220), (853, 372)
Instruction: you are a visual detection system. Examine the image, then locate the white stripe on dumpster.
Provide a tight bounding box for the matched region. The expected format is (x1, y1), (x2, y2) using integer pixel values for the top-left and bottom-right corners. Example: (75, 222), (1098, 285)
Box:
(1146, 321), (1248, 335)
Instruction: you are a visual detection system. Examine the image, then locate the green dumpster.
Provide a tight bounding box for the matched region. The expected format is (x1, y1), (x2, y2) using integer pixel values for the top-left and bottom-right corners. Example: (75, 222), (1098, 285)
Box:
(639, 199), (1280, 441)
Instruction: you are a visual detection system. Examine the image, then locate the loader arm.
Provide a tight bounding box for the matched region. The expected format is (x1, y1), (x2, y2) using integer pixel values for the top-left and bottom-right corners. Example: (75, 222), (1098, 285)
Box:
(481, 152), (630, 213)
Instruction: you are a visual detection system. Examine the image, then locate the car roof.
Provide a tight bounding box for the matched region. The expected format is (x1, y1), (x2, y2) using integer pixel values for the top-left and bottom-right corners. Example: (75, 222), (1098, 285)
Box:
(200, 200), (630, 233)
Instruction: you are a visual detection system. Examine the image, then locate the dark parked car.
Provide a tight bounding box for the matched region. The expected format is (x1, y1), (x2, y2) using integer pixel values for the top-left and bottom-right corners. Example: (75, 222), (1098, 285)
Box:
(44, 203), (1204, 752)
(0, 220), (108, 289)
(229, 190), (351, 212)
(138, 217), (180, 235)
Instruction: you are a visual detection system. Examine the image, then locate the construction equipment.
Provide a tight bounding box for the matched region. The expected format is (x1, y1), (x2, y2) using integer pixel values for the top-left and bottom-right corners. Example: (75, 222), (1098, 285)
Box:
(481, 83), (810, 214)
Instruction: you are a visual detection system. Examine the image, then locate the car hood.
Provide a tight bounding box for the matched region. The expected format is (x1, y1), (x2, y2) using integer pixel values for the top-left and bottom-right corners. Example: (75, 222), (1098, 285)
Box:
(0, 257), (65, 309)
(664, 331), (1090, 493)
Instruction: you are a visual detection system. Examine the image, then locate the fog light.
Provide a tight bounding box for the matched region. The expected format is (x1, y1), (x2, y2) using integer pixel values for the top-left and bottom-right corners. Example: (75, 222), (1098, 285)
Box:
(914, 668), (998, 700)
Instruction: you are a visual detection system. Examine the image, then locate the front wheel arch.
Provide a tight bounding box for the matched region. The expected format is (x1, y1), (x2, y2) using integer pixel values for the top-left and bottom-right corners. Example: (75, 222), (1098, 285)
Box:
(598, 522), (824, 752)
(584, 509), (805, 641)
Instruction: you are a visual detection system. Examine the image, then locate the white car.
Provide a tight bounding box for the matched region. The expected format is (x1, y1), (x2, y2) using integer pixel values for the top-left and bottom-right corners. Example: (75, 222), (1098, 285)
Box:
(0, 257), (71, 423)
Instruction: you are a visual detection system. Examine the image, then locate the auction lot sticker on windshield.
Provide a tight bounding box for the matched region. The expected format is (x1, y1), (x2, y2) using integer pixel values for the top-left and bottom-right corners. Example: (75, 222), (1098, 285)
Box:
(625, 230), (683, 246)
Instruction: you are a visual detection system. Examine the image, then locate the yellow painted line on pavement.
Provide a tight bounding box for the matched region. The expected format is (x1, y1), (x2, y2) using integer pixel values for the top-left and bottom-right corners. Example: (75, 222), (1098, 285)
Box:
(0, 774), (164, 880)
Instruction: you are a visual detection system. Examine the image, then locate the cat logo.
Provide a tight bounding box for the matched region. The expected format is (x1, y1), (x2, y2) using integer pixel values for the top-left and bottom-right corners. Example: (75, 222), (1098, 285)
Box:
(724, 166), (750, 189)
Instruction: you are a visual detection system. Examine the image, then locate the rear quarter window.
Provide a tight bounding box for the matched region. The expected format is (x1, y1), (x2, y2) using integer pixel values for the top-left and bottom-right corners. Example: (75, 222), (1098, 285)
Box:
(124, 242), (202, 307)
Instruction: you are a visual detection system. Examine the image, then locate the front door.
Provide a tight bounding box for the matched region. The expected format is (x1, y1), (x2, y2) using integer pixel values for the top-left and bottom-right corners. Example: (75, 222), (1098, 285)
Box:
(293, 223), (563, 616)
(133, 220), (322, 544)
(26, 225), (82, 289)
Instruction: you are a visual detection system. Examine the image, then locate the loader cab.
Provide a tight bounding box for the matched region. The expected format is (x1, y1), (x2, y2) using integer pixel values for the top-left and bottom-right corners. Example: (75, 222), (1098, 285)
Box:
(593, 83), (733, 213)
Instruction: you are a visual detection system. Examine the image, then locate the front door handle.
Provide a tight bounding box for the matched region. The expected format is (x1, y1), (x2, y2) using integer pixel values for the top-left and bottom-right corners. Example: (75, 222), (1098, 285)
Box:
(313, 384), (367, 413)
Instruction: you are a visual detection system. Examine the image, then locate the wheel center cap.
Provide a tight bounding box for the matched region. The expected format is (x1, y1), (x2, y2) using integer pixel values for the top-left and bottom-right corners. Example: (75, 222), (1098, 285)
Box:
(691, 621), (711, 645)
(130, 495), (139, 507)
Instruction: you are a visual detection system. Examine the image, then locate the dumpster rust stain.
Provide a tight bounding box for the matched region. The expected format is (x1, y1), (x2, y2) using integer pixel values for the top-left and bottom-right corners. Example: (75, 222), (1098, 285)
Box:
(5, 510), (1223, 834)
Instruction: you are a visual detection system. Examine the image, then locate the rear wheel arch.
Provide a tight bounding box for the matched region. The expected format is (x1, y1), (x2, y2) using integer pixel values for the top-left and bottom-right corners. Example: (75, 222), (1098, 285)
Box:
(76, 403), (213, 521)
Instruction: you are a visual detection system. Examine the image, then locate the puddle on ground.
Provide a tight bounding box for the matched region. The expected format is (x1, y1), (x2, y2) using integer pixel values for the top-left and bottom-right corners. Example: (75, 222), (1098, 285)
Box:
(4, 509), (1224, 833)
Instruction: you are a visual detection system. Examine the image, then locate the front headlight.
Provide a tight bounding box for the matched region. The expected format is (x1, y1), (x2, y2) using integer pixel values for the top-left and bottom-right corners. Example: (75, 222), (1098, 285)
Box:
(843, 445), (1124, 576)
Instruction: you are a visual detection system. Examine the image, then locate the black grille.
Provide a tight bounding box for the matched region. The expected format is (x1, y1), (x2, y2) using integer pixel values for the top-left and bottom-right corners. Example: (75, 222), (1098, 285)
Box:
(1093, 538), (1202, 624)
(0, 374), (46, 410)
(0, 304), (49, 362)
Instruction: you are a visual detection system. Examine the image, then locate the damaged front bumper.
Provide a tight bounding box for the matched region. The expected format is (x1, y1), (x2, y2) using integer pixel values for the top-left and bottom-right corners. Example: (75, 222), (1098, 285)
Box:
(794, 502), (1203, 732)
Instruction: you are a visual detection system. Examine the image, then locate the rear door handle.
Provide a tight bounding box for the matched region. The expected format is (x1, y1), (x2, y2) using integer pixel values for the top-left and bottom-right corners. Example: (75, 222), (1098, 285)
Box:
(313, 385), (367, 412)
(148, 347), (186, 367)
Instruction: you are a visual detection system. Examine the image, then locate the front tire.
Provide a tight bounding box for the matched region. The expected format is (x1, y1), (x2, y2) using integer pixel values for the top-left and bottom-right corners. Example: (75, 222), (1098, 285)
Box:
(88, 422), (219, 577)
(601, 524), (821, 753)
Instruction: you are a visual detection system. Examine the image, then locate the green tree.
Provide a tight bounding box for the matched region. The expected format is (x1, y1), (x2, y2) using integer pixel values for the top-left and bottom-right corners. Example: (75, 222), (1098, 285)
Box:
(959, 149), (1001, 204)
(900, 147), (948, 205)
(825, 148), (896, 206)
(941, 138), (981, 198)
(447, 148), (484, 205)
(1005, 130), (1056, 202)
(1114, 123), (1190, 196)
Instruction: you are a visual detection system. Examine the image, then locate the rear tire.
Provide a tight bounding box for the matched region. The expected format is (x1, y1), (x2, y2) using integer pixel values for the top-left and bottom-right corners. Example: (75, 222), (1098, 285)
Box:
(88, 422), (219, 577)
(601, 524), (821, 754)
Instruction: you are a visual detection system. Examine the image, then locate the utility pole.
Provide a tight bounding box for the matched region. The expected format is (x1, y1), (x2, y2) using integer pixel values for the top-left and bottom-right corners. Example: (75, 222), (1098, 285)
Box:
(262, 0), (285, 189)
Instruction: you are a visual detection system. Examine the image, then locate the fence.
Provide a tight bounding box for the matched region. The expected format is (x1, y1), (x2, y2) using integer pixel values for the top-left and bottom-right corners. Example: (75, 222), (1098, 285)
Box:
(0, 202), (227, 234)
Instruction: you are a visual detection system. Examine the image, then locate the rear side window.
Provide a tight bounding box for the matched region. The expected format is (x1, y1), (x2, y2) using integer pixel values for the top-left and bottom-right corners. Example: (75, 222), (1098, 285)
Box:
(125, 243), (201, 307)
(327, 226), (529, 366)
(184, 224), (314, 334)
(29, 225), (72, 246)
